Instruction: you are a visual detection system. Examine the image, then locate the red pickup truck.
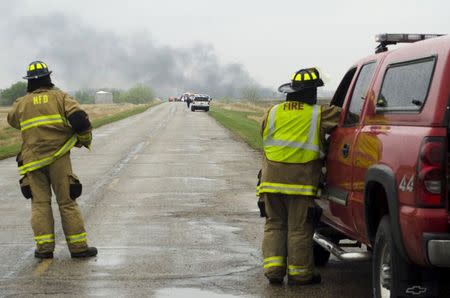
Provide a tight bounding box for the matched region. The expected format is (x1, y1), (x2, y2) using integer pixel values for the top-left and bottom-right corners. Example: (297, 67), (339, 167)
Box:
(314, 34), (450, 298)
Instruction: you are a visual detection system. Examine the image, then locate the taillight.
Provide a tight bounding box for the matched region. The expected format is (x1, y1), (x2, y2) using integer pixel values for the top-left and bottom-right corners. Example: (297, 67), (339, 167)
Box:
(416, 137), (447, 207)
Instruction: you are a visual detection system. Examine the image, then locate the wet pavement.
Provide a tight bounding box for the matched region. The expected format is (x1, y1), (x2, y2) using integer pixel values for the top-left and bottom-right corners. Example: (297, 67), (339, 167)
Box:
(0, 102), (372, 297)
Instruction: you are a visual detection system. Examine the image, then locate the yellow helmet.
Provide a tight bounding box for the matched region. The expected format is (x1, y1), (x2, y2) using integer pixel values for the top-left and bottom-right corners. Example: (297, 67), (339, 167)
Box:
(23, 61), (52, 80)
(278, 67), (324, 93)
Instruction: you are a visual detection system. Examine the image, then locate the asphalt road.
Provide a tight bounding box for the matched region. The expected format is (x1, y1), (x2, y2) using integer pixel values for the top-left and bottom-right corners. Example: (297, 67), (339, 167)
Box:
(0, 102), (372, 297)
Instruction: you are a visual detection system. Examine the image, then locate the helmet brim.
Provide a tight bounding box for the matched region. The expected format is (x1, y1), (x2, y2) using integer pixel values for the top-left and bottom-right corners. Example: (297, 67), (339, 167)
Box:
(278, 82), (297, 94)
(23, 71), (52, 80)
(278, 78), (324, 94)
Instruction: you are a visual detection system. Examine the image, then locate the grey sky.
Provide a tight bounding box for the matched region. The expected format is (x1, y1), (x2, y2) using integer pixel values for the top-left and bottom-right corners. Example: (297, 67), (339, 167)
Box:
(1, 0), (448, 96)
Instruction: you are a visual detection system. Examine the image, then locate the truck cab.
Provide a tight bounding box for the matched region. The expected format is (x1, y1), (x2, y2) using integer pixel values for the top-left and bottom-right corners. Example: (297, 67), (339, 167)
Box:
(315, 34), (450, 298)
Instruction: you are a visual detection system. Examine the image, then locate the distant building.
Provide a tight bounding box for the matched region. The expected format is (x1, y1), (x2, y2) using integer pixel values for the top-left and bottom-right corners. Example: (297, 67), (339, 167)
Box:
(95, 91), (113, 104)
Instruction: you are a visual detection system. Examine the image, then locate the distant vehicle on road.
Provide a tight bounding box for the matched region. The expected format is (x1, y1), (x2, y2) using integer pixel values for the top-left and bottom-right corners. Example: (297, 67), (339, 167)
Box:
(180, 92), (194, 102)
(168, 97), (174, 102)
(191, 94), (211, 112)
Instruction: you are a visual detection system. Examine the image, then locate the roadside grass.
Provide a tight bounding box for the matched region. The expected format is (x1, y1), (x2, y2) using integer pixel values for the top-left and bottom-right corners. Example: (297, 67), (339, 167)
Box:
(209, 99), (331, 150)
(0, 143), (21, 160)
(90, 103), (155, 128)
(209, 102), (271, 150)
(0, 102), (160, 160)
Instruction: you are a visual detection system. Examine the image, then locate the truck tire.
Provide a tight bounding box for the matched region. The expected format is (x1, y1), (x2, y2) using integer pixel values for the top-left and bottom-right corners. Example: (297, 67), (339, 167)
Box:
(373, 216), (440, 298)
(373, 216), (397, 298)
(191, 106), (195, 112)
(313, 242), (331, 267)
(205, 107), (209, 112)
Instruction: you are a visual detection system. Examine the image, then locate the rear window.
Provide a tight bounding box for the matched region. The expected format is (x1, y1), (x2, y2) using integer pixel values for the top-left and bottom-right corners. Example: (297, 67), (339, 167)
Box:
(377, 57), (436, 112)
(195, 97), (209, 102)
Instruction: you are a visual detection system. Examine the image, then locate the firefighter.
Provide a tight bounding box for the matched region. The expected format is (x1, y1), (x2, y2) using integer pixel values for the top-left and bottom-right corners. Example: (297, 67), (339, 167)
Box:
(258, 68), (341, 285)
(186, 94), (192, 108)
(7, 61), (97, 259)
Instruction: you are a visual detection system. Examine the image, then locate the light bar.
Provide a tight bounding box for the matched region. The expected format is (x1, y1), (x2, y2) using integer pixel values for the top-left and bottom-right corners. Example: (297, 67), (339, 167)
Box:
(424, 34), (443, 39)
(375, 33), (445, 44)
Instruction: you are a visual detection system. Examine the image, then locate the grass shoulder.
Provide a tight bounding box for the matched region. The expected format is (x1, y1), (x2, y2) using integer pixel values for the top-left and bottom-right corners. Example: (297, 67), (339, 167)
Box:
(91, 102), (159, 128)
(209, 101), (278, 150)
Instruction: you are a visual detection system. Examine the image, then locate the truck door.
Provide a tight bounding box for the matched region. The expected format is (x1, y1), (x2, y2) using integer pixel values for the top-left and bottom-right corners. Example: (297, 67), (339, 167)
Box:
(319, 62), (377, 237)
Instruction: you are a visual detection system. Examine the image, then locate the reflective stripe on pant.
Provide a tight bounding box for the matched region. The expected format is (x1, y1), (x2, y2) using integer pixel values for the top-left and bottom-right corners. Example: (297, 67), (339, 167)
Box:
(34, 234), (55, 246)
(262, 193), (315, 281)
(28, 152), (88, 253)
(288, 265), (313, 279)
(263, 256), (286, 269)
(66, 232), (87, 244)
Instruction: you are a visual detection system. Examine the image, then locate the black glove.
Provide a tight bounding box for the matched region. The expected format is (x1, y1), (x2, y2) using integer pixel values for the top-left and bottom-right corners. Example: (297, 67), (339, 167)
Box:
(257, 196), (266, 218)
(69, 174), (82, 200)
(19, 175), (32, 199)
(306, 205), (323, 228)
(256, 169), (266, 217)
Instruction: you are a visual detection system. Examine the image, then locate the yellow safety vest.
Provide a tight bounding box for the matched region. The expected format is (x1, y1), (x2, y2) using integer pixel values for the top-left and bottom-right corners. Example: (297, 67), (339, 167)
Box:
(258, 102), (322, 197)
(262, 102), (322, 163)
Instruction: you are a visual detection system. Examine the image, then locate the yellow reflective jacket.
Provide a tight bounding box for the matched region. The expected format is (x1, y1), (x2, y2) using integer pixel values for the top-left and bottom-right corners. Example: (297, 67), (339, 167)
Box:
(258, 103), (341, 197)
(7, 87), (91, 175)
(263, 102), (322, 164)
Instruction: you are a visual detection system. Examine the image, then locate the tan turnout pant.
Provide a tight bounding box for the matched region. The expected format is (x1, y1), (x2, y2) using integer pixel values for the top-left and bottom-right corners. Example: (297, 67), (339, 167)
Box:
(262, 193), (316, 282)
(27, 153), (88, 253)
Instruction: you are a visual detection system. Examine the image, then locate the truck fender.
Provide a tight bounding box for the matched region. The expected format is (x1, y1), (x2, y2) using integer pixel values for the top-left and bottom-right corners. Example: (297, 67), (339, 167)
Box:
(365, 164), (410, 262)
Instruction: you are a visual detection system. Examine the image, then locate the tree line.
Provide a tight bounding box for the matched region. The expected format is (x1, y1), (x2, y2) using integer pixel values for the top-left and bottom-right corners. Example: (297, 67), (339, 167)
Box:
(0, 82), (155, 106)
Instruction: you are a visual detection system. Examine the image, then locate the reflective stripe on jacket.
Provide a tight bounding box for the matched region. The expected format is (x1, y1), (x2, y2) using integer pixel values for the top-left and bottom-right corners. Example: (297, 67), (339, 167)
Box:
(19, 114), (67, 131)
(258, 181), (318, 196)
(18, 135), (78, 175)
(262, 102), (322, 164)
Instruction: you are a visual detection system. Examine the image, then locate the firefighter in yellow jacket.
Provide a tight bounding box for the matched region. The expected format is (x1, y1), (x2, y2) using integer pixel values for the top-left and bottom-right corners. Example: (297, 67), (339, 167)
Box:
(7, 61), (97, 259)
(258, 68), (341, 285)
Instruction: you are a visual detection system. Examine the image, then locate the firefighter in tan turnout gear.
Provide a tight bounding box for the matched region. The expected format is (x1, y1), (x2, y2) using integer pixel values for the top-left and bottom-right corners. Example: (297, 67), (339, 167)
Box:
(7, 61), (97, 259)
(258, 68), (340, 285)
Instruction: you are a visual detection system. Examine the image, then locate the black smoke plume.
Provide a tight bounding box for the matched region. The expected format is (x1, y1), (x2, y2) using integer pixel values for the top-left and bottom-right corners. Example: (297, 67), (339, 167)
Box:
(2, 12), (271, 98)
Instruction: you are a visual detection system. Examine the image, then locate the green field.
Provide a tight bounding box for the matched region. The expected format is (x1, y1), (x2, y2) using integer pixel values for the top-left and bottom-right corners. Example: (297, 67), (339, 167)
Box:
(90, 104), (153, 128)
(209, 104), (266, 150)
(0, 143), (21, 160)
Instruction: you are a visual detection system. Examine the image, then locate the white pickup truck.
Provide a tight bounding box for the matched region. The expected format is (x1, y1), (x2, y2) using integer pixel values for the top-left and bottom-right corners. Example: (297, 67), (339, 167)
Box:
(190, 94), (211, 112)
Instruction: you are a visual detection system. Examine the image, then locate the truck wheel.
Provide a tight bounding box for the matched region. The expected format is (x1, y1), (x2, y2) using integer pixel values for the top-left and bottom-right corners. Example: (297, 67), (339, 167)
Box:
(374, 216), (440, 298)
(313, 242), (331, 267)
(373, 216), (406, 298)
(205, 108), (209, 112)
(191, 106), (195, 112)
(373, 216), (394, 298)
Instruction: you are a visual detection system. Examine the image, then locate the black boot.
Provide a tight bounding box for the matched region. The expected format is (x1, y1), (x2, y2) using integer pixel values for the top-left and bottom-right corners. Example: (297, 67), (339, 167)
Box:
(35, 250), (53, 259)
(269, 278), (284, 285)
(288, 273), (321, 286)
(70, 247), (98, 258)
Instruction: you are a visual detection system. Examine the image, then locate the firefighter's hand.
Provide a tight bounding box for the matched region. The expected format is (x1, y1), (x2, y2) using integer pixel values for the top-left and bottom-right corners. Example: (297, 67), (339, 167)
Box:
(77, 131), (92, 148)
(75, 141), (91, 150)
